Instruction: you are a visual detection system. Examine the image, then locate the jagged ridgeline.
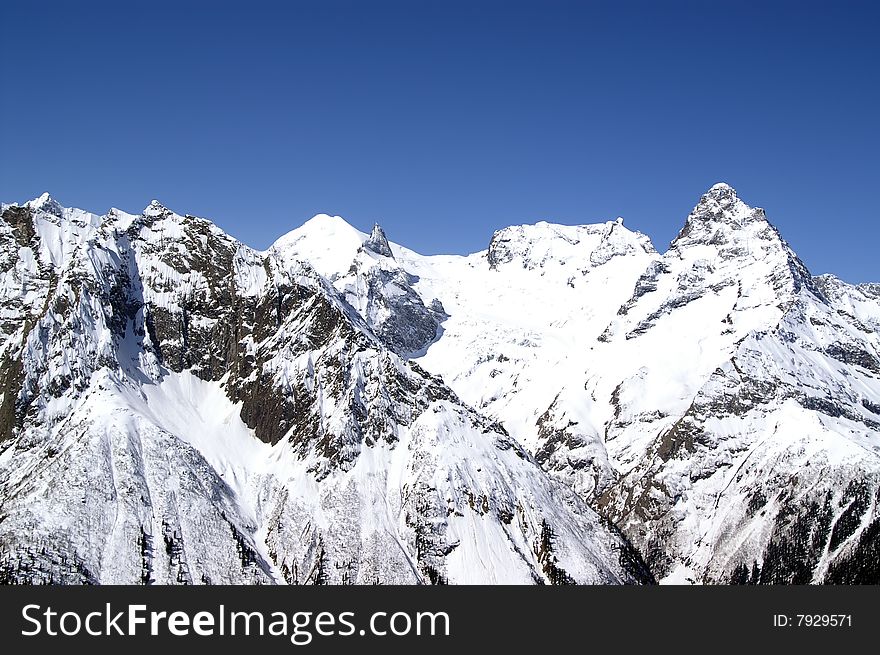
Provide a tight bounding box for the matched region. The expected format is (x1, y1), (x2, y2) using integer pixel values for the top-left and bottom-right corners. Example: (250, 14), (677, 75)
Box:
(269, 183), (880, 585)
(0, 195), (651, 585)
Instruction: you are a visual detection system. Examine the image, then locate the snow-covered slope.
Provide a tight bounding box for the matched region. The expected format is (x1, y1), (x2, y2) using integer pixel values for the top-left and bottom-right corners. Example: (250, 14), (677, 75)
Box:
(403, 220), (659, 499)
(0, 196), (650, 585)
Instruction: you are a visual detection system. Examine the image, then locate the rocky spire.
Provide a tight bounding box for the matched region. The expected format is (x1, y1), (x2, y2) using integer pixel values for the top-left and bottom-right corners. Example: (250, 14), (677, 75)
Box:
(671, 182), (769, 246)
(363, 223), (394, 258)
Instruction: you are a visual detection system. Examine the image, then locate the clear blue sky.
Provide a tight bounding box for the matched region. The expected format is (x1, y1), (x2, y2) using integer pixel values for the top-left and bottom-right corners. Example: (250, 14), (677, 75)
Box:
(1, 1), (877, 282)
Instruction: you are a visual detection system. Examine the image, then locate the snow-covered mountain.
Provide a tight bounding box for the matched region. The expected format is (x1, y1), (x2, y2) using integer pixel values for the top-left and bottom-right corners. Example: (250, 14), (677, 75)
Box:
(1, 183), (877, 585)
(280, 183), (880, 584)
(0, 194), (650, 584)
(584, 184), (880, 583)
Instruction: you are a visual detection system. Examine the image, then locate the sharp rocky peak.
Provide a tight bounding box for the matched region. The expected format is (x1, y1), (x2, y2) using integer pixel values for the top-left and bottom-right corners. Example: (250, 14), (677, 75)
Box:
(654, 183), (820, 307)
(363, 223), (394, 258)
(691, 182), (754, 222)
(671, 183), (775, 248)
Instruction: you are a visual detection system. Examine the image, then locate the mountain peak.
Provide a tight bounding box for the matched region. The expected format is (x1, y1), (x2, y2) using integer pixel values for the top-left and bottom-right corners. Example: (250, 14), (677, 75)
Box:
(678, 182), (759, 235)
(268, 214), (367, 279)
(699, 182), (741, 208)
(363, 223), (394, 258)
(665, 184), (817, 299)
(298, 213), (357, 232)
(143, 199), (171, 217)
(708, 181), (735, 193)
(26, 192), (63, 216)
